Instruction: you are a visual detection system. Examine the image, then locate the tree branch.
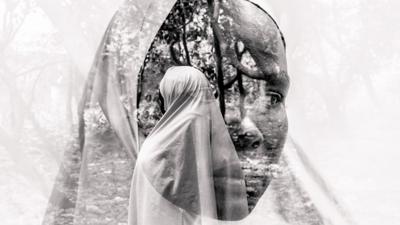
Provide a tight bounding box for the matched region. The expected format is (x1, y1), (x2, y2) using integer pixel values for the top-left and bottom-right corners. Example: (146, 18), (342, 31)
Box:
(223, 74), (238, 88)
(235, 42), (246, 118)
(223, 42), (247, 89)
(180, 0), (191, 65)
(169, 40), (185, 65)
(207, 3), (265, 80)
(207, 0), (226, 116)
(16, 60), (66, 77)
(223, 42), (265, 80)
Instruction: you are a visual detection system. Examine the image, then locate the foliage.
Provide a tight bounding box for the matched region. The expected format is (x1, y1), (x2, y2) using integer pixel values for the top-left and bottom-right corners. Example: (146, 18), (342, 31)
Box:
(135, 0), (290, 213)
(137, 0), (266, 136)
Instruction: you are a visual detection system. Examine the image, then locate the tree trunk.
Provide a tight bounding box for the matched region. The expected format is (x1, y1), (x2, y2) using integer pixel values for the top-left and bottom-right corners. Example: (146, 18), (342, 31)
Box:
(207, 0), (225, 117)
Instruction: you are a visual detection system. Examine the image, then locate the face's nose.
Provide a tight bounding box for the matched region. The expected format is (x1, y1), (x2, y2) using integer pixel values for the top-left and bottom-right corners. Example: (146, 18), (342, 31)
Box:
(238, 116), (264, 151)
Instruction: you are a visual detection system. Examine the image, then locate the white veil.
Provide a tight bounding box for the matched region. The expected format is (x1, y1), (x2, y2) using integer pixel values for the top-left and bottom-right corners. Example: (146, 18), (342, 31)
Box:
(128, 66), (249, 225)
(36, 0), (354, 225)
(41, 1), (176, 224)
(3, 0), (400, 225)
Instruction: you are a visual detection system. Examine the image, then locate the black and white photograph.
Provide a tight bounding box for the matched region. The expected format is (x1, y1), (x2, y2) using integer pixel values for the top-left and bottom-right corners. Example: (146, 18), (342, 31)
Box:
(0, 0), (399, 225)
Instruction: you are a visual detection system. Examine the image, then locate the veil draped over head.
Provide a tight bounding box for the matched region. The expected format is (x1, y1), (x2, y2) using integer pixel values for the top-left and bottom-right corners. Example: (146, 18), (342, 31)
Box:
(128, 66), (249, 225)
(41, 1), (177, 224)
(42, 0), (355, 225)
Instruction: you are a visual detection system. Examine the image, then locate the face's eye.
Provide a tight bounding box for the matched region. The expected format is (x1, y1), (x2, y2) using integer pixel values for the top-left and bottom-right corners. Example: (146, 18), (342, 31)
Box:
(265, 91), (282, 107)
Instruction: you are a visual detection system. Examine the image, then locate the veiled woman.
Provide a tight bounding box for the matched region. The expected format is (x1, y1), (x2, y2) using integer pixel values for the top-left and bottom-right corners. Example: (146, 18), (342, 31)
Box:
(128, 66), (249, 225)
(42, 1), (353, 225)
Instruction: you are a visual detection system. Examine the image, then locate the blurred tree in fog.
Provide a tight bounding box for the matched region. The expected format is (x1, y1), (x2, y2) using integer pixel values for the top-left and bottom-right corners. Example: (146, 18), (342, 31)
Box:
(0, 0), (62, 196)
(0, 0), (121, 193)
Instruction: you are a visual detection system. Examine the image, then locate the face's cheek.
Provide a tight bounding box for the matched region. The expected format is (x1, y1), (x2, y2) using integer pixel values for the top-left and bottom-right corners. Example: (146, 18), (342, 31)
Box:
(239, 100), (288, 211)
(247, 102), (288, 163)
(261, 103), (288, 162)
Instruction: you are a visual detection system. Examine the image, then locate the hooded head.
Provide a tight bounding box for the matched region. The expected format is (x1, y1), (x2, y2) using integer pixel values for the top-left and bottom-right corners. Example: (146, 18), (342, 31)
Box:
(159, 66), (211, 111)
(134, 66), (249, 221)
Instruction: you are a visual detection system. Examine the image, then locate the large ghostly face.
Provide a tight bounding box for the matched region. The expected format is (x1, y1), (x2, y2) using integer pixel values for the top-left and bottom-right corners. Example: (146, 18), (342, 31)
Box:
(219, 0), (289, 210)
(137, 0), (289, 211)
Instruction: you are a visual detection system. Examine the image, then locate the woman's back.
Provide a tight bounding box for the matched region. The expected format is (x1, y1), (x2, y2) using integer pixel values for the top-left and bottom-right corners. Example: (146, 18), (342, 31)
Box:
(128, 66), (249, 225)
